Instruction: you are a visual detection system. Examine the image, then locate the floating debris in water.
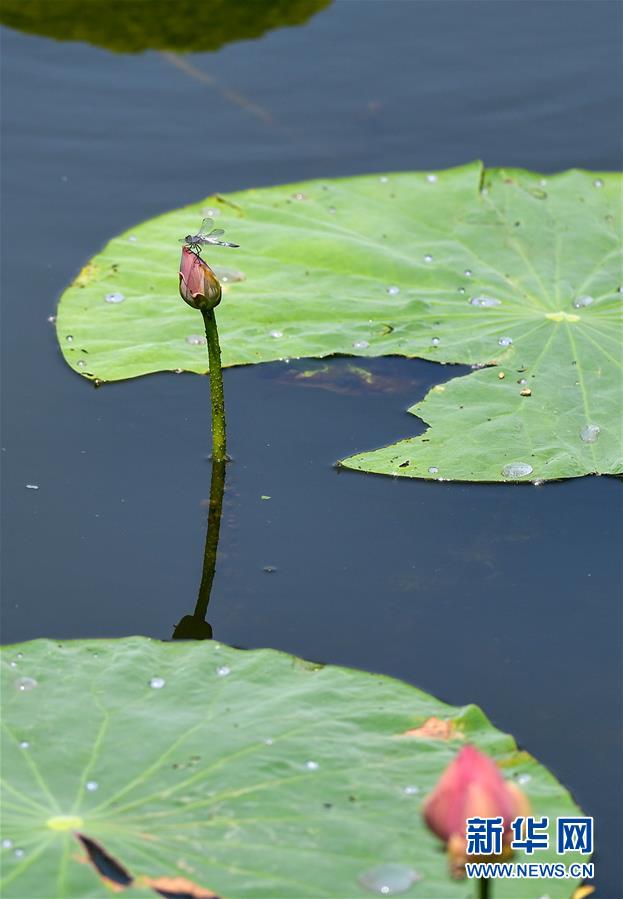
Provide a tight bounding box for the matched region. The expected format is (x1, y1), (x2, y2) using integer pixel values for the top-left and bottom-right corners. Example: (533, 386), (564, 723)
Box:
(502, 462), (533, 479)
(469, 295), (501, 307)
(580, 424), (600, 443)
(25, 484), (39, 490)
(263, 565), (277, 573)
(15, 677), (38, 692)
(105, 292), (125, 304)
(216, 666), (231, 677)
(358, 862), (420, 895)
(498, 336), (513, 347)
(186, 334), (206, 346)
(85, 781), (99, 792)
(149, 677), (166, 689)
(386, 286), (400, 295)
(353, 340), (370, 349)
(572, 295), (593, 308)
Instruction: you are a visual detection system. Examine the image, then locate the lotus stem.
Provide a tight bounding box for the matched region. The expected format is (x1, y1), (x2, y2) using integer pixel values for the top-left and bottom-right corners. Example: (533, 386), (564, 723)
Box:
(477, 877), (491, 899)
(201, 307), (226, 462)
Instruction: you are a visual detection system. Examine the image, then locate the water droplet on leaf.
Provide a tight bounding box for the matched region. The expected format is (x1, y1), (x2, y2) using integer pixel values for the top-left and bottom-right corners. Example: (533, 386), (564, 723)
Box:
(498, 336), (513, 347)
(423, 254), (433, 263)
(502, 462), (533, 479)
(428, 466), (439, 474)
(430, 337), (440, 346)
(464, 269), (473, 277)
(19, 741), (29, 749)
(149, 677), (166, 689)
(269, 330), (283, 339)
(386, 286), (400, 295)
(593, 178), (604, 188)
(305, 760), (319, 770)
(15, 677), (37, 692)
(358, 863), (420, 895)
(580, 424), (600, 443)
(572, 295), (593, 308)
(216, 666), (231, 677)
(186, 334), (206, 346)
(469, 295), (501, 307)
(85, 781), (98, 792)
(105, 292), (125, 304)
(353, 340), (369, 349)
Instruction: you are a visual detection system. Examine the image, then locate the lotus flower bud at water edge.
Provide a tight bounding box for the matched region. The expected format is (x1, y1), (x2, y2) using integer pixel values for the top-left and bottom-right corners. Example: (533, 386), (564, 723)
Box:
(179, 246), (222, 311)
(423, 745), (530, 877)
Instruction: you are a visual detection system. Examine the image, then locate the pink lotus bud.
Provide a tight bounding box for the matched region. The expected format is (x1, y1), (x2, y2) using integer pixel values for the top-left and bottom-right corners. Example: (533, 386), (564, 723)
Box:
(179, 246), (222, 311)
(423, 745), (530, 877)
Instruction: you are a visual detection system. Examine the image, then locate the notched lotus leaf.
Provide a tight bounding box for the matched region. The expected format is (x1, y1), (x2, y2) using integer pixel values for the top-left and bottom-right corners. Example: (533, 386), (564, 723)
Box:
(1, 638), (584, 898)
(54, 163), (622, 482)
(76, 833), (133, 891)
(143, 875), (223, 899)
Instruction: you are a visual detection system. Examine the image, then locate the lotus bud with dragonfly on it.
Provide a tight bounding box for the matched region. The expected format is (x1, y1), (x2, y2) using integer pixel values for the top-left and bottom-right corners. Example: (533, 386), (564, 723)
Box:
(178, 217), (240, 462)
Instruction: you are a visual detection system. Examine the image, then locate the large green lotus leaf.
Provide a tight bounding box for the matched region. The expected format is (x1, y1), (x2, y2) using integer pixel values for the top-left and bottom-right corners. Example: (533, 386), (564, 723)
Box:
(0, 0), (331, 54)
(2, 639), (582, 898)
(55, 162), (622, 482)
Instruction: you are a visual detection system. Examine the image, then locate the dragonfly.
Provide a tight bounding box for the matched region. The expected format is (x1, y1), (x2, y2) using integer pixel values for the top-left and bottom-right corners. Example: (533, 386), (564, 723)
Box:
(179, 217), (239, 255)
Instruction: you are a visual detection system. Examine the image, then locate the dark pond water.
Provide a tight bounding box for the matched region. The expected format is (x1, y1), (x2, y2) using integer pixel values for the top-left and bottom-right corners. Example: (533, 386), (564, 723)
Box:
(1, 1), (622, 895)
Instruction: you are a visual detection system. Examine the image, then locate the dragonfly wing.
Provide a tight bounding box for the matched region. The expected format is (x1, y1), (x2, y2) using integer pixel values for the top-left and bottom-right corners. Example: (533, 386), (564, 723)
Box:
(198, 217), (215, 236)
(207, 228), (226, 238)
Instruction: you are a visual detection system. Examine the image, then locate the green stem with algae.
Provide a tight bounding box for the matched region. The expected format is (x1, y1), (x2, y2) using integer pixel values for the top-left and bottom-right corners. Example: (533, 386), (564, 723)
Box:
(201, 307), (226, 462)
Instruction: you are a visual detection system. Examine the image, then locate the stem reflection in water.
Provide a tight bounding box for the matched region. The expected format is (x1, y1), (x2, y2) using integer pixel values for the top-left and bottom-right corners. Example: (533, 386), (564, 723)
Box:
(172, 456), (226, 641)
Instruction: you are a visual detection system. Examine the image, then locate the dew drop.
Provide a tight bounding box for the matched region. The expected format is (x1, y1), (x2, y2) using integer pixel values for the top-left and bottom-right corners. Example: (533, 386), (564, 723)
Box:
(203, 208), (220, 218)
(149, 676), (166, 689)
(264, 738), (274, 746)
(358, 863), (420, 895)
(269, 330), (283, 339)
(580, 423), (600, 443)
(517, 378), (528, 385)
(593, 178), (604, 188)
(65, 335), (73, 342)
(186, 334), (206, 346)
(9, 661), (16, 668)
(423, 254), (433, 263)
(2, 839), (13, 849)
(353, 339), (370, 349)
(85, 781), (98, 792)
(430, 337), (440, 346)
(25, 484), (39, 490)
(426, 173), (437, 183)
(469, 295), (501, 307)
(403, 785), (419, 795)
(105, 292), (125, 304)
(379, 176), (389, 183)
(502, 462), (533, 479)
(14, 848), (25, 859)
(572, 295), (593, 308)
(386, 285), (400, 295)
(15, 677), (37, 692)
(77, 359), (86, 368)
(428, 466), (439, 474)
(498, 336), (513, 347)
(516, 773), (532, 785)
(19, 741), (30, 749)
(464, 269), (473, 277)
(216, 665), (231, 677)
(305, 760), (319, 770)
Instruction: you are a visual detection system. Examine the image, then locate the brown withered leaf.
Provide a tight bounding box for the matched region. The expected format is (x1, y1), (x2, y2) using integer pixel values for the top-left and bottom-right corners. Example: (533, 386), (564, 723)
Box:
(401, 716), (463, 740)
(75, 833), (133, 891)
(144, 875), (224, 899)
(572, 887), (595, 899)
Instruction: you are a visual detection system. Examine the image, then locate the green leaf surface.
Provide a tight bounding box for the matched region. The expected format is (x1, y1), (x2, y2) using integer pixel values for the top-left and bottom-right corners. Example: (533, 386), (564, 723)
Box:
(0, 0), (331, 54)
(2, 639), (583, 899)
(55, 162), (622, 482)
